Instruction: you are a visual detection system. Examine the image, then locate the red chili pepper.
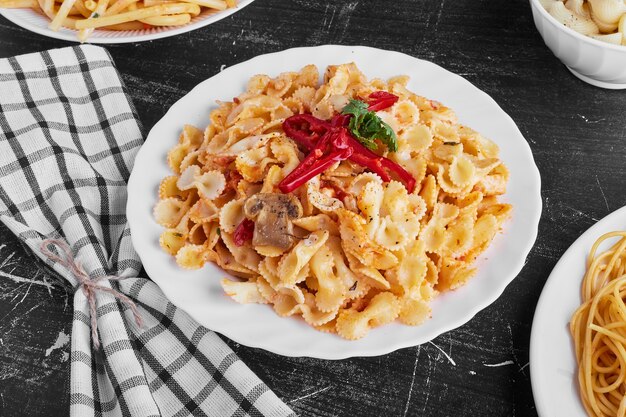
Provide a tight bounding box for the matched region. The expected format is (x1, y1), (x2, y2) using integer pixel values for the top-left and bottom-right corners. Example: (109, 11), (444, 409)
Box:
(367, 91), (399, 112)
(278, 128), (353, 194)
(281, 114), (416, 193)
(142, 23), (153, 30)
(233, 219), (254, 246)
(282, 114), (332, 151)
(345, 135), (415, 192)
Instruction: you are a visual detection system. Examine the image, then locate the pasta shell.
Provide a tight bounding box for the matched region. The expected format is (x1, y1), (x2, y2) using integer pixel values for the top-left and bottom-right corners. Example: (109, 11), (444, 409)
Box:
(550, 1), (600, 35)
(589, 0), (626, 32)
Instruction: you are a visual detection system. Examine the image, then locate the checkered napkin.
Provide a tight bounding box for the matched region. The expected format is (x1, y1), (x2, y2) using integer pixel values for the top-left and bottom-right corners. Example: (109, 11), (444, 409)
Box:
(0, 45), (296, 417)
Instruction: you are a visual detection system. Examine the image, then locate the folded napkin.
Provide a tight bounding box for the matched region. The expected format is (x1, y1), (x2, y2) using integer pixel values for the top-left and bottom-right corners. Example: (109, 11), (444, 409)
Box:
(0, 45), (295, 417)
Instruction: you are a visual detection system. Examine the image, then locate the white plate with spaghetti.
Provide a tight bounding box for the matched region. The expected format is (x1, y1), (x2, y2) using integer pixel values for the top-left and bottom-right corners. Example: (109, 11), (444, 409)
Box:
(530, 206), (626, 417)
(0, 0), (252, 43)
(127, 45), (542, 359)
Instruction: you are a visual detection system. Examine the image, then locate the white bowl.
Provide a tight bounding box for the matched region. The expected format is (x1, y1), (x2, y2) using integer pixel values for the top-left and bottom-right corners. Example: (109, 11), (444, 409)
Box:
(529, 0), (626, 89)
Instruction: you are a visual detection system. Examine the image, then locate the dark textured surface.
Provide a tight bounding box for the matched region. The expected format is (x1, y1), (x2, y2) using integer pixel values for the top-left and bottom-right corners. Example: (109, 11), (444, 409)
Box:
(0, 0), (624, 416)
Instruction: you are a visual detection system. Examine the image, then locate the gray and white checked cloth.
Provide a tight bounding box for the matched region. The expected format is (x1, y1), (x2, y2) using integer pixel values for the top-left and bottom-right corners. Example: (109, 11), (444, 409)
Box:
(0, 45), (296, 417)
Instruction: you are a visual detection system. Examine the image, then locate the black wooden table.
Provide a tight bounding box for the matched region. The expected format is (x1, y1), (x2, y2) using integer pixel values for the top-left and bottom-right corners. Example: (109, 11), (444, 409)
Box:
(1, 0), (625, 415)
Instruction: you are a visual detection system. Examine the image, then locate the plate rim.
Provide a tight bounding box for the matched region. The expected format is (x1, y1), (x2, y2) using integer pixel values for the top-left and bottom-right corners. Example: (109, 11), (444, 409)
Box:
(0, 0), (254, 44)
(529, 205), (626, 417)
(127, 44), (543, 359)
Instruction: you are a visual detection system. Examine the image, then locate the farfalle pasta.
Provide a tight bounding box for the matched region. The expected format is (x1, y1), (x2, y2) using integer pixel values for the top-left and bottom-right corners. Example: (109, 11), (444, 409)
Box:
(154, 63), (512, 340)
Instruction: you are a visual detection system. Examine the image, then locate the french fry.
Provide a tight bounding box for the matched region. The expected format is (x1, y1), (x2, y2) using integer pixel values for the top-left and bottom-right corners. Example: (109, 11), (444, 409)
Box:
(77, 0), (110, 41)
(140, 12), (189, 25)
(74, 2), (199, 28)
(73, 0), (91, 17)
(182, 0), (224, 10)
(104, 0), (136, 15)
(104, 20), (143, 29)
(0, 0), (37, 8)
(36, 0), (77, 28)
(49, 0), (77, 31)
(143, 0), (223, 9)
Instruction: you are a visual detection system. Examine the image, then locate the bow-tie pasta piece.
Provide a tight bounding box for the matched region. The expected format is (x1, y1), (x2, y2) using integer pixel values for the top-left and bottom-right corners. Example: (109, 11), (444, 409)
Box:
(221, 278), (268, 304)
(421, 203), (460, 253)
(214, 241), (256, 279)
(167, 125), (204, 175)
(390, 99), (420, 129)
(349, 172), (383, 197)
(266, 71), (297, 97)
(336, 292), (401, 340)
(189, 198), (220, 224)
(270, 137), (302, 175)
(326, 236), (364, 299)
(176, 243), (216, 270)
(273, 283), (309, 317)
(299, 292), (339, 326)
(310, 244), (347, 312)
(159, 176), (189, 200)
(218, 199), (246, 233)
(177, 166), (226, 202)
(153, 196), (193, 228)
(226, 95), (284, 127)
(399, 124), (433, 154)
(474, 163), (509, 196)
(291, 86), (317, 112)
(337, 208), (398, 270)
(398, 297), (432, 326)
(306, 177), (344, 213)
(459, 127), (500, 159)
(436, 259), (477, 292)
(235, 145), (278, 183)
(393, 240), (429, 298)
(220, 232), (262, 273)
(292, 214), (340, 236)
(204, 118), (266, 155)
(259, 165), (284, 195)
(418, 174), (439, 213)
(278, 230), (329, 285)
(218, 132), (280, 158)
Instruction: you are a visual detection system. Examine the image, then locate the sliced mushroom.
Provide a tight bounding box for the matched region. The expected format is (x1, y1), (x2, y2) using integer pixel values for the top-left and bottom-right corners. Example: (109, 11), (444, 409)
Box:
(243, 193), (303, 254)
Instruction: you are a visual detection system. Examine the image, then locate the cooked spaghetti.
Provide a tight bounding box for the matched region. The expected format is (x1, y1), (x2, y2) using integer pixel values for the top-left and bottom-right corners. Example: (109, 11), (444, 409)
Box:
(571, 231), (626, 417)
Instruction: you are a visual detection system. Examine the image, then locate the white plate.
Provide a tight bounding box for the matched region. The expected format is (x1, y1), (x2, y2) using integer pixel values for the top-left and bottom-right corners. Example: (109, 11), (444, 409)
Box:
(0, 0), (253, 44)
(127, 45), (542, 359)
(530, 206), (626, 416)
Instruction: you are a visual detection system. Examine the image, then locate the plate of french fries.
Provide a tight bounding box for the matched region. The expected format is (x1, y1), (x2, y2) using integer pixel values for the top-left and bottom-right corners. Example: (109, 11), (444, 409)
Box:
(0, 0), (252, 43)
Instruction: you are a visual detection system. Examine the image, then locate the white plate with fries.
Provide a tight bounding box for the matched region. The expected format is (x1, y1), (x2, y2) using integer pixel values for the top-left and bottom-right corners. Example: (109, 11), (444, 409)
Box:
(127, 45), (542, 359)
(0, 0), (252, 43)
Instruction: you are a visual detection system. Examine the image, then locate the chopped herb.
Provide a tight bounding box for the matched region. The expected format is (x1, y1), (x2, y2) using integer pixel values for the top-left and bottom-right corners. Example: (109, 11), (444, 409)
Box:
(341, 99), (398, 152)
(216, 228), (221, 236)
(349, 282), (358, 291)
(173, 232), (183, 238)
(443, 141), (459, 146)
(92, 12), (100, 17)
